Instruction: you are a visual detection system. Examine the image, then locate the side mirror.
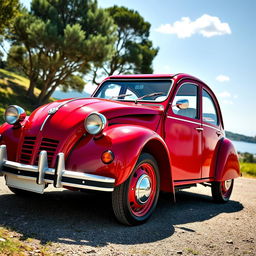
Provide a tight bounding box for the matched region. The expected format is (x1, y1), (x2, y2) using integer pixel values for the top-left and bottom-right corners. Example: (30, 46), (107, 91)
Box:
(176, 99), (189, 109)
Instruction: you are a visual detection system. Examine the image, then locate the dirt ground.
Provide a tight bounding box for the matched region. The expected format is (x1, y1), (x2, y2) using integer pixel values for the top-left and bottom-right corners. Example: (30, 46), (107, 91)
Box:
(0, 177), (255, 256)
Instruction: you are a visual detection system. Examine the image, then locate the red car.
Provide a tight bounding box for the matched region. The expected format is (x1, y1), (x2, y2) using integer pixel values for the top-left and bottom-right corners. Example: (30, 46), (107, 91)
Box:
(0, 73), (240, 225)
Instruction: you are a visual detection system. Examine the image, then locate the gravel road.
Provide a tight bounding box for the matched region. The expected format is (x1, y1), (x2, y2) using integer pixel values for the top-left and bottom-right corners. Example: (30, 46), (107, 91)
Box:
(0, 177), (255, 256)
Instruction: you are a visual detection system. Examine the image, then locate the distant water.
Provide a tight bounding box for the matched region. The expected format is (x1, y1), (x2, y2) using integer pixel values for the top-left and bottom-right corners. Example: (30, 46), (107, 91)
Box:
(232, 140), (256, 154)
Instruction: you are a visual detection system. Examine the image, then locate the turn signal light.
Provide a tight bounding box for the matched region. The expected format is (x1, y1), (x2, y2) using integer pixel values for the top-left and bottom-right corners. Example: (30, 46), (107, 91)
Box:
(101, 150), (114, 164)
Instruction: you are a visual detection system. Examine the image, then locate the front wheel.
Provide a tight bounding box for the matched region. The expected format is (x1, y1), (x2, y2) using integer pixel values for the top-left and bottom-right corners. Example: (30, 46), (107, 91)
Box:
(211, 179), (234, 203)
(112, 153), (160, 225)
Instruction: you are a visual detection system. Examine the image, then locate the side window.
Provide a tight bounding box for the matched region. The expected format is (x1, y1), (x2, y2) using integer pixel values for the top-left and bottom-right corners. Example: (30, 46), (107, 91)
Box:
(172, 83), (199, 119)
(202, 89), (219, 126)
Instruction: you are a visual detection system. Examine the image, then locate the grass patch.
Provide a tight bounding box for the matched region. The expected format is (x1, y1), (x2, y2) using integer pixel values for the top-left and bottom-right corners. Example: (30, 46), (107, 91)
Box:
(0, 228), (27, 255)
(185, 248), (200, 255)
(0, 69), (56, 125)
(240, 162), (256, 178)
(0, 227), (54, 256)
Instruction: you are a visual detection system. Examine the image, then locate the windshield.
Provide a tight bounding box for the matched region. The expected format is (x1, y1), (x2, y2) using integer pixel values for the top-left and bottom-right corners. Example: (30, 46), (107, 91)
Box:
(93, 80), (172, 102)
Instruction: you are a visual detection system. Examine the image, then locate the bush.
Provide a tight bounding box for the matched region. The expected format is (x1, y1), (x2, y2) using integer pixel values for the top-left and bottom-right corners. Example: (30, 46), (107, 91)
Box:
(240, 162), (256, 177)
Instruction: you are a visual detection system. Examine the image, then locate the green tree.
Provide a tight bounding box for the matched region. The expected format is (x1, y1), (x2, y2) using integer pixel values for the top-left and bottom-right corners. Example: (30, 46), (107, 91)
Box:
(0, 0), (20, 35)
(91, 6), (158, 84)
(0, 0), (20, 59)
(8, 0), (116, 104)
(241, 152), (255, 163)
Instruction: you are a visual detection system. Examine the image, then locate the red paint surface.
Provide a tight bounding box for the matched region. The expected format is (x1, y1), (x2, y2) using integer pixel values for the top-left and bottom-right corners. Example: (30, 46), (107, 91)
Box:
(0, 73), (240, 195)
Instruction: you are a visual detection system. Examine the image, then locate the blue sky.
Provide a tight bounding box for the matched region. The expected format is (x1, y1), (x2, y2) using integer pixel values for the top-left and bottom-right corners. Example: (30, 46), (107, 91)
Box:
(20, 0), (256, 136)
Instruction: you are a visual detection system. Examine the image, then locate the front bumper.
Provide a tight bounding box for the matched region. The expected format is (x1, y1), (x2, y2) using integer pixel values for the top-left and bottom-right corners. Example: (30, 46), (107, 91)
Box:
(0, 145), (115, 193)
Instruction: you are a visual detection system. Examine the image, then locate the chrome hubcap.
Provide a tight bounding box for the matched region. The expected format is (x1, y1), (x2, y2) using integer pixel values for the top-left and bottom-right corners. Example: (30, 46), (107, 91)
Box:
(224, 179), (232, 191)
(135, 174), (152, 204)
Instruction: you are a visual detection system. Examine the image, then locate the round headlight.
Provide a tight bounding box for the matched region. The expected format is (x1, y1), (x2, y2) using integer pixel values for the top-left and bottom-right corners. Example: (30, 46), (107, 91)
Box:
(4, 105), (26, 125)
(84, 112), (107, 135)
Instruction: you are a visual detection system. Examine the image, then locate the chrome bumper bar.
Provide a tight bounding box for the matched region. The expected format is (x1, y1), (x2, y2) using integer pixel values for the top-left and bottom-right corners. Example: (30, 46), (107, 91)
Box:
(0, 145), (115, 192)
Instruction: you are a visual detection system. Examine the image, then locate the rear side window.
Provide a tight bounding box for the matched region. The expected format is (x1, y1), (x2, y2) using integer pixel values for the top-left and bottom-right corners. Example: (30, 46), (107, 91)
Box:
(172, 83), (199, 119)
(202, 89), (219, 126)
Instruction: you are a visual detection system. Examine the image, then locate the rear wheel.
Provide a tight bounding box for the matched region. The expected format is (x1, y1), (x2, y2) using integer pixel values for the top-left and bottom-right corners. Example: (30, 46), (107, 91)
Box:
(112, 153), (160, 225)
(211, 179), (234, 203)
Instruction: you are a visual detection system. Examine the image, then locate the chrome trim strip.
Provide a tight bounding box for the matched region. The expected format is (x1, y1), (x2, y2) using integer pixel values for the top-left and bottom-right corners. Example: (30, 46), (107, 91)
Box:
(60, 182), (114, 192)
(202, 123), (221, 132)
(44, 169), (55, 175)
(0, 145), (115, 192)
(167, 116), (201, 126)
(37, 151), (48, 185)
(4, 161), (38, 172)
(0, 145), (7, 176)
(167, 116), (221, 132)
(62, 170), (115, 183)
(40, 97), (90, 132)
(40, 114), (51, 131)
(55, 153), (65, 188)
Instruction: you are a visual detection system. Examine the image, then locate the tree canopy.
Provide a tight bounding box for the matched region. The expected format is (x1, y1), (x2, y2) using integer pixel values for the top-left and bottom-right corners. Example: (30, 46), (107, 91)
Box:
(91, 6), (158, 84)
(0, 0), (20, 60)
(8, 0), (116, 104)
(0, 0), (20, 35)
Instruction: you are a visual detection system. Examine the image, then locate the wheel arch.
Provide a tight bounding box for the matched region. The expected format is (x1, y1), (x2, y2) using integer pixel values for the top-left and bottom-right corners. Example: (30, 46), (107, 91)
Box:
(141, 138), (175, 195)
(66, 124), (175, 199)
(214, 138), (240, 181)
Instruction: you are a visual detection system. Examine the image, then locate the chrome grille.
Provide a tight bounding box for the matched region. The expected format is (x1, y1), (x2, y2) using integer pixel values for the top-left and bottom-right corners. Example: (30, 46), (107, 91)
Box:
(20, 136), (36, 164)
(35, 138), (59, 166)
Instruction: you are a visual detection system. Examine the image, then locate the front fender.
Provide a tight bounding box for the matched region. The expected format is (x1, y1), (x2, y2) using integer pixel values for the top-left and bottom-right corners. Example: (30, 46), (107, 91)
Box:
(0, 122), (22, 161)
(66, 124), (171, 187)
(215, 138), (240, 181)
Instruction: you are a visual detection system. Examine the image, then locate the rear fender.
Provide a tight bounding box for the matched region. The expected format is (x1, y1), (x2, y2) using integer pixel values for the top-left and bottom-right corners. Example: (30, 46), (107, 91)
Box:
(215, 138), (240, 181)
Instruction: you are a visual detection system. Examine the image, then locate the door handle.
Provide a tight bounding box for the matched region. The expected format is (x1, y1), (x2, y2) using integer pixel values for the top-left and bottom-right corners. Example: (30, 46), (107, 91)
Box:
(195, 127), (204, 132)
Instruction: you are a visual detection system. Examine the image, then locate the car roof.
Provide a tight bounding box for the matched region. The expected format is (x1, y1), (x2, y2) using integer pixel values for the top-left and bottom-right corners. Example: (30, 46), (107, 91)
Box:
(107, 73), (204, 83)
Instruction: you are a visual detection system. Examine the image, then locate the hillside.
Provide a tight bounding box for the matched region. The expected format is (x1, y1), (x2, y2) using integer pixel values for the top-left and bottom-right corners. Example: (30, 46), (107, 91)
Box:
(0, 68), (41, 124)
(226, 131), (256, 144)
(0, 69), (92, 124)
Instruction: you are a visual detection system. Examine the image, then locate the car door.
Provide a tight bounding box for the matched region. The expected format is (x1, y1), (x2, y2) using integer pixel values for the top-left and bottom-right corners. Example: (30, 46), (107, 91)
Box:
(165, 81), (202, 181)
(201, 87), (224, 178)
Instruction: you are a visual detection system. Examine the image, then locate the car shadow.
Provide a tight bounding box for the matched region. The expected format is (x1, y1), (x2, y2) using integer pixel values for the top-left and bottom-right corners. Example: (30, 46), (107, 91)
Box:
(0, 188), (243, 247)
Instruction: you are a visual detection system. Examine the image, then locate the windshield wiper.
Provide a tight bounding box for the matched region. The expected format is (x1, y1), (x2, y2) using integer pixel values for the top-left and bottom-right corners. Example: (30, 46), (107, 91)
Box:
(135, 92), (163, 104)
(110, 93), (133, 100)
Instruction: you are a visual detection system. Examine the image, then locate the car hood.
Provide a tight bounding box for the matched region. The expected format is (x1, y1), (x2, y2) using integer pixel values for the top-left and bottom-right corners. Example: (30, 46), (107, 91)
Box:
(20, 98), (163, 159)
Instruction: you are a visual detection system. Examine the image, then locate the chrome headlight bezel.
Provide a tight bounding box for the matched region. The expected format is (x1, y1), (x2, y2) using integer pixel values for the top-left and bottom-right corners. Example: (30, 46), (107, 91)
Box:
(4, 105), (26, 125)
(84, 112), (107, 135)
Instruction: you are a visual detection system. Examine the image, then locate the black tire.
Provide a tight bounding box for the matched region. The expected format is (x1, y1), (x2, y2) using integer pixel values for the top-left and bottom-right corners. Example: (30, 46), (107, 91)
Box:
(211, 179), (234, 203)
(112, 153), (160, 226)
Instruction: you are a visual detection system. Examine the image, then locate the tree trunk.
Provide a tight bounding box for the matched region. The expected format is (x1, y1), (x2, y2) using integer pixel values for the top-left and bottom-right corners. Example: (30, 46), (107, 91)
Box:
(26, 79), (35, 97)
(37, 86), (48, 105)
(40, 84), (58, 104)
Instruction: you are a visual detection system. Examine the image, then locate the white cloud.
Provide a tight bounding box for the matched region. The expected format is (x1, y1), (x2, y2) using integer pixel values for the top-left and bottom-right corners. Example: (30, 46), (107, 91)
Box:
(218, 91), (231, 98)
(216, 75), (230, 82)
(156, 14), (231, 38)
(222, 99), (233, 105)
(218, 91), (238, 105)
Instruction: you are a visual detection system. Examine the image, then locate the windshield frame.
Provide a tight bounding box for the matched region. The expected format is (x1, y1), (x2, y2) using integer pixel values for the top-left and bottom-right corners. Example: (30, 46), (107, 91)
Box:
(92, 78), (174, 103)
